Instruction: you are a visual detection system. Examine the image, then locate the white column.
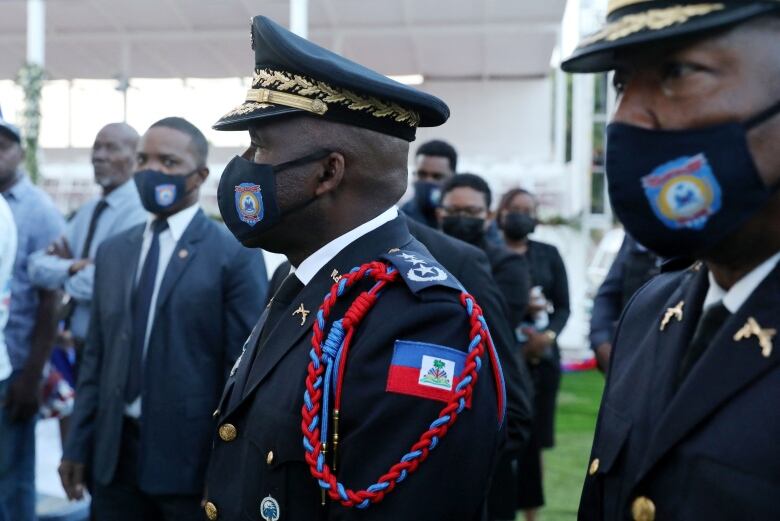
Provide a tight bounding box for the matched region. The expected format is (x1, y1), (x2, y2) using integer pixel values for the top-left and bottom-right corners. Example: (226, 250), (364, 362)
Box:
(290, 0), (309, 38)
(26, 0), (45, 66)
(570, 73), (594, 218)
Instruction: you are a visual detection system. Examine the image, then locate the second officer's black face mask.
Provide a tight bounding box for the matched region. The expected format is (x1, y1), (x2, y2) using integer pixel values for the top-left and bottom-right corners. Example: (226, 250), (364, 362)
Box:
(217, 149), (332, 246)
(606, 99), (780, 258)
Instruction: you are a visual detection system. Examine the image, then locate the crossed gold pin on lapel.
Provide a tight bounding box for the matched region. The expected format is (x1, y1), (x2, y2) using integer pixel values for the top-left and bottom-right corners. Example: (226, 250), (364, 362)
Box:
(292, 303), (310, 326)
(734, 317), (775, 358)
(660, 301), (685, 331)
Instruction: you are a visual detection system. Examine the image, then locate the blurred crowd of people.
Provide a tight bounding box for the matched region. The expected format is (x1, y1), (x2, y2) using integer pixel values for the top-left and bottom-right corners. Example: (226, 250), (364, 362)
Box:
(0, 104), (576, 520)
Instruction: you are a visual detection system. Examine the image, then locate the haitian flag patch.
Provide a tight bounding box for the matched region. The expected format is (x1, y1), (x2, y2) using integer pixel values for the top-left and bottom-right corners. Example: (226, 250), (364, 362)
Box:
(386, 340), (469, 405)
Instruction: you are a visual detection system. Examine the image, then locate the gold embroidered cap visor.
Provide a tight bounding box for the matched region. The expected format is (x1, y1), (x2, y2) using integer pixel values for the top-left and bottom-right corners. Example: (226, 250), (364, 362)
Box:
(561, 0), (780, 73)
(213, 16), (450, 142)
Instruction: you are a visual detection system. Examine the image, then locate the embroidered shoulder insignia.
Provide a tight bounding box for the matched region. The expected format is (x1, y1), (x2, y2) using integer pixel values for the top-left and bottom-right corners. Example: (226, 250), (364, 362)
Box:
(380, 249), (462, 294)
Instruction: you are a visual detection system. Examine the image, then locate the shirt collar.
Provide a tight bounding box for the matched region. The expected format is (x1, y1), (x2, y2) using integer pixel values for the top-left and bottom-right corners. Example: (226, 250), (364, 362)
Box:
(103, 178), (137, 207)
(703, 250), (780, 313)
(144, 204), (200, 243)
(294, 206), (399, 285)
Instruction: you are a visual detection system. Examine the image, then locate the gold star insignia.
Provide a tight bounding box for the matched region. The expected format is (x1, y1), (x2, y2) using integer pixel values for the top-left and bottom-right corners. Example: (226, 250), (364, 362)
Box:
(660, 300), (685, 331)
(734, 317), (775, 358)
(292, 303), (310, 326)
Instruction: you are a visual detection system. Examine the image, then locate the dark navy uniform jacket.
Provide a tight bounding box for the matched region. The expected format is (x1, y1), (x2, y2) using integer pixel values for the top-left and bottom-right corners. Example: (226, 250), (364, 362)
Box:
(205, 216), (504, 521)
(580, 261), (780, 520)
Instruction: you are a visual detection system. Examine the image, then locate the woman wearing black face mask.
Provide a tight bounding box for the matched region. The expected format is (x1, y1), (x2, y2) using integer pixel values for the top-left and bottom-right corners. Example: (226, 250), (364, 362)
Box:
(497, 188), (570, 521)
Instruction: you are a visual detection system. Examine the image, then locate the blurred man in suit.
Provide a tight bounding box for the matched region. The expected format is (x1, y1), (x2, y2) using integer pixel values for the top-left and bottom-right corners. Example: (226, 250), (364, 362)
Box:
(59, 117), (266, 521)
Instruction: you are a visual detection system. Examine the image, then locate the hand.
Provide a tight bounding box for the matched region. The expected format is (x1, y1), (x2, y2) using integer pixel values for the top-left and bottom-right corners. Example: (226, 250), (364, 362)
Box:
(48, 238), (73, 260)
(58, 459), (86, 500)
(4, 371), (41, 422)
(522, 328), (552, 360)
(595, 343), (612, 373)
(68, 259), (91, 276)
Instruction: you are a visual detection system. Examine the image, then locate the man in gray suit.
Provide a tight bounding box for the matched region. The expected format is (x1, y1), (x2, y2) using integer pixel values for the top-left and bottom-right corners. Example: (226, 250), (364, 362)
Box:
(59, 117), (267, 521)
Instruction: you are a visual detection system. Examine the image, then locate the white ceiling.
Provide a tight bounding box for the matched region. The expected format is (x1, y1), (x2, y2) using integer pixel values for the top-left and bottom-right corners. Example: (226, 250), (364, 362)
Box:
(0, 0), (566, 81)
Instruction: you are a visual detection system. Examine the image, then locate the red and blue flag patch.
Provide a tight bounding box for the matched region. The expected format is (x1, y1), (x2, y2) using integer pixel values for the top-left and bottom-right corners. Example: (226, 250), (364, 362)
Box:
(386, 340), (470, 405)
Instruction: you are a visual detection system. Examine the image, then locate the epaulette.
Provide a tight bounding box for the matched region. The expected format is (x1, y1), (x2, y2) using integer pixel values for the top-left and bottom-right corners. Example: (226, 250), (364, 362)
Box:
(379, 249), (463, 294)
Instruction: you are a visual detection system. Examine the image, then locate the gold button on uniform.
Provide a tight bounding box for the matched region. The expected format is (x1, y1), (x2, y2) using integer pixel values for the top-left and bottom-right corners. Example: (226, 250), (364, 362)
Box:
(218, 423), (237, 442)
(204, 501), (218, 520)
(266, 450), (274, 465)
(588, 458), (600, 475)
(631, 496), (656, 521)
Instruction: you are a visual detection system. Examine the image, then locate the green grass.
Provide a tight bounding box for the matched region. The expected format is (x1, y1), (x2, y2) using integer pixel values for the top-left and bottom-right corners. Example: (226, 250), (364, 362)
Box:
(516, 370), (605, 521)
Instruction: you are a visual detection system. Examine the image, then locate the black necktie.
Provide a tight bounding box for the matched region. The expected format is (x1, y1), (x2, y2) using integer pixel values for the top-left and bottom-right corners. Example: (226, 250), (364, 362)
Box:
(676, 301), (731, 386)
(125, 218), (169, 403)
(80, 199), (109, 258)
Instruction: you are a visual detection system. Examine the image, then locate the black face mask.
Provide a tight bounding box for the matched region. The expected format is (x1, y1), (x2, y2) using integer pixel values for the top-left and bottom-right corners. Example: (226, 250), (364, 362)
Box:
(441, 215), (485, 245)
(413, 180), (441, 216)
(606, 99), (780, 258)
(501, 212), (536, 240)
(134, 169), (199, 214)
(217, 149), (331, 246)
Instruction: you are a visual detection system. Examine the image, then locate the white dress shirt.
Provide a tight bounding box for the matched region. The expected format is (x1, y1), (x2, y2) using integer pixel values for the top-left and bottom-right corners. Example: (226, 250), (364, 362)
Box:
(126, 204), (200, 417)
(294, 206), (399, 285)
(703, 250), (780, 313)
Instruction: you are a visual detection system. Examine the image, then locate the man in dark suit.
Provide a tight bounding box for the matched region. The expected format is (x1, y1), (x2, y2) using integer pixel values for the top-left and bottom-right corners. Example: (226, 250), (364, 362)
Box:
(589, 234), (660, 372)
(203, 16), (506, 521)
(58, 117), (266, 521)
(563, 2), (780, 519)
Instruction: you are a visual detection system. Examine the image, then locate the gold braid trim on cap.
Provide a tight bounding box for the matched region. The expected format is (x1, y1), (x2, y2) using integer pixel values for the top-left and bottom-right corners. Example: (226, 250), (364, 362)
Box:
(250, 68), (421, 127)
(220, 102), (274, 119)
(607, 0), (654, 16)
(580, 3), (725, 46)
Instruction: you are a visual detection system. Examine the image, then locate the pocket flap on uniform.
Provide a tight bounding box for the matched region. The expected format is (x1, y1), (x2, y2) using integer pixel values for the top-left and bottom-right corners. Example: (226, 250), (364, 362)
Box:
(591, 403), (632, 474)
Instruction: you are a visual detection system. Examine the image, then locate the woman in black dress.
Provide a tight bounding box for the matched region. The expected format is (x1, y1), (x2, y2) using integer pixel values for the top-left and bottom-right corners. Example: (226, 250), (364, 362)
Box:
(497, 188), (570, 521)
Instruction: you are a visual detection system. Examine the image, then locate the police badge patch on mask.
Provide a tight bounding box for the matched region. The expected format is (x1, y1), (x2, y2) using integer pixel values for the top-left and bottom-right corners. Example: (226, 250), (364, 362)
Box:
(641, 153), (722, 231)
(234, 182), (264, 226)
(386, 340), (471, 406)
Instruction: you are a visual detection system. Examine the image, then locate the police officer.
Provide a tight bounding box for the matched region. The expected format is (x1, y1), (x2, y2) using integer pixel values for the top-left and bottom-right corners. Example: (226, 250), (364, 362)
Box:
(204, 16), (505, 521)
(562, 1), (780, 520)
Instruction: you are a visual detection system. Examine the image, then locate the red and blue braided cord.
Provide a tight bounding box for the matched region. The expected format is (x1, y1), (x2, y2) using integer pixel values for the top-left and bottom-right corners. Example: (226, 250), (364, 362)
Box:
(301, 260), (498, 509)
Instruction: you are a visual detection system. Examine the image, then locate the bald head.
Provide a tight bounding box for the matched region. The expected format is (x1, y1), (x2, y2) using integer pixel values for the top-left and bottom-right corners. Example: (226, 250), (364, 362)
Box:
(92, 122), (139, 193)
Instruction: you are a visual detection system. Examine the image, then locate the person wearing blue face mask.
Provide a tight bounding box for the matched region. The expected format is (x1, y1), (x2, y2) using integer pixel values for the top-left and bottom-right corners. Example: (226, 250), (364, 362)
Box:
(59, 117), (267, 521)
(562, 1), (780, 520)
(400, 139), (457, 229)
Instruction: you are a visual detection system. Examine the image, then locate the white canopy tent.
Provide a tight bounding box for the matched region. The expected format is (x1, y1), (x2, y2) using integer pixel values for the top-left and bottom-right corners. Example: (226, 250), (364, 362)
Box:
(1, 0), (565, 81)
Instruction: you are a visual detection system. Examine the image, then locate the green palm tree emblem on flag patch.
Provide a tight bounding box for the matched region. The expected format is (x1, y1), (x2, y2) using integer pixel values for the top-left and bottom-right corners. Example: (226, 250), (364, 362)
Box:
(420, 359), (451, 388)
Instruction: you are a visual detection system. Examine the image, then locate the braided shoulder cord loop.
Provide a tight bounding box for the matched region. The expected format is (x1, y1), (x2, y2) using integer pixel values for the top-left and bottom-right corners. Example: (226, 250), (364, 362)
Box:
(301, 260), (492, 509)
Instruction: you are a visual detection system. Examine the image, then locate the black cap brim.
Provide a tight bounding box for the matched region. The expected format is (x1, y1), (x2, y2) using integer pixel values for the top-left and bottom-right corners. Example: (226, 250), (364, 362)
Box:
(213, 102), (303, 131)
(562, 3), (780, 73)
